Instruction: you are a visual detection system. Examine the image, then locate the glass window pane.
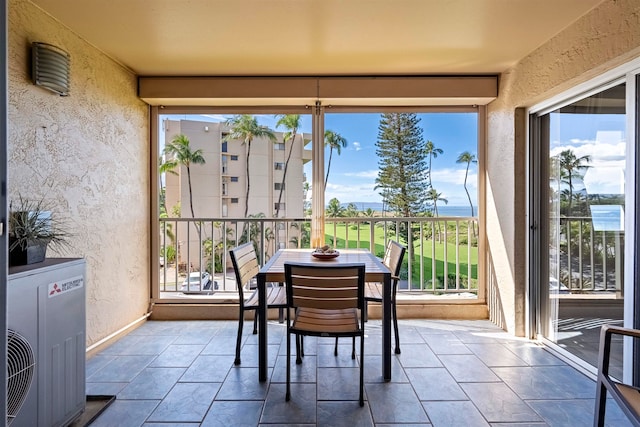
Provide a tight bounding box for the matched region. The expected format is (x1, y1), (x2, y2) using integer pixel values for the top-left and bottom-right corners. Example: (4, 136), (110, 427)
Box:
(158, 112), (312, 297)
(541, 83), (626, 377)
(321, 112), (479, 296)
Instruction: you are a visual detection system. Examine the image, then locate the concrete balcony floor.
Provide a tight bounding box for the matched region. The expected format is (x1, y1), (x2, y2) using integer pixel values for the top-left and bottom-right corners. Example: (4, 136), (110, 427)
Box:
(85, 319), (631, 426)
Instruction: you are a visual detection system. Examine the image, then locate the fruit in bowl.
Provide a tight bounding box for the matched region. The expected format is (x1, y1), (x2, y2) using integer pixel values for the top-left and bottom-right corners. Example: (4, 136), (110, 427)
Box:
(314, 245), (337, 254)
(312, 245), (340, 259)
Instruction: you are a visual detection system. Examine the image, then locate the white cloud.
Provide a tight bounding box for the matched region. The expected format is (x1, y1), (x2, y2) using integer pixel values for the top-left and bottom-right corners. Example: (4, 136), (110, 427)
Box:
(439, 189), (475, 206)
(551, 142), (625, 163)
(546, 140), (627, 195)
(200, 114), (228, 122)
(568, 138), (596, 145)
(324, 182), (380, 203)
(595, 130), (624, 145)
(431, 168), (478, 189)
(352, 141), (362, 151)
(583, 166), (625, 194)
(343, 170), (378, 179)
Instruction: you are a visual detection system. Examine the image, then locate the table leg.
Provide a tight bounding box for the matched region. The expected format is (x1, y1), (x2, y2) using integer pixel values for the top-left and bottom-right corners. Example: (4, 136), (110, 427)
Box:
(258, 273), (268, 382)
(382, 272), (392, 381)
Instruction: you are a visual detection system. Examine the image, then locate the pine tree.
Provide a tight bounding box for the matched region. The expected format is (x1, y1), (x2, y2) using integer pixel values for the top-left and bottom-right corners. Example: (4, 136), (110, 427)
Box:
(374, 113), (428, 217)
(374, 113), (429, 258)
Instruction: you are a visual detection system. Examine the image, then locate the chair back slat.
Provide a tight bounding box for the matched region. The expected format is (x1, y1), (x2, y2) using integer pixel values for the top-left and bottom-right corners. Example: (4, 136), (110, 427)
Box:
(230, 242), (260, 299)
(383, 240), (406, 279)
(285, 263), (365, 310)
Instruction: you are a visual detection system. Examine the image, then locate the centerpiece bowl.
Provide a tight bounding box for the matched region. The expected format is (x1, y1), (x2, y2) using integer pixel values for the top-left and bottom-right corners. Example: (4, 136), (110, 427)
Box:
(311, 249), (340, 260)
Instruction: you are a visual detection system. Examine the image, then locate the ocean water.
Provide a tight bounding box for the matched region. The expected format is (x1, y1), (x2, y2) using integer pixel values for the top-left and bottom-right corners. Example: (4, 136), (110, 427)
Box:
(340, 202), (478, 217)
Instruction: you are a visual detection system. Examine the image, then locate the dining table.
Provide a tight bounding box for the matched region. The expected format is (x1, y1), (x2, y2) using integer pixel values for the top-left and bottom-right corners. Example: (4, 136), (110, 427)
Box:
(256, 248), (392, 382)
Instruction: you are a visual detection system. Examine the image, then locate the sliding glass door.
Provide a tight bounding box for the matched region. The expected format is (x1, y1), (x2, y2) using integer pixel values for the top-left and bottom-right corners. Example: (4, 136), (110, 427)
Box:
(531, 82), (629, 378)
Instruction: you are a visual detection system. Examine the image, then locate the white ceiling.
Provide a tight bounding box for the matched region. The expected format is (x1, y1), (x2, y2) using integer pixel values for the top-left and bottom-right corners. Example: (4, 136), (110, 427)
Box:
(31, 0), (605, 77)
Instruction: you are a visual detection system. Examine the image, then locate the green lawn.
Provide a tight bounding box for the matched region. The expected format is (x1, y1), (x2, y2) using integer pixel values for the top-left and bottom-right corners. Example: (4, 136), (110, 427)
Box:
(324, 222), (478, 290)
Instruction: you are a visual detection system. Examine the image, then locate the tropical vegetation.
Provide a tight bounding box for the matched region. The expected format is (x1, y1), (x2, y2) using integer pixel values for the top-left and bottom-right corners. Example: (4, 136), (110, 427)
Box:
(161, 134), (205, 220)
(375, 113), (429, 217)
(224, 115), (276, 218)
(274, 114), (302, 217)
(324, 129), (348, 188)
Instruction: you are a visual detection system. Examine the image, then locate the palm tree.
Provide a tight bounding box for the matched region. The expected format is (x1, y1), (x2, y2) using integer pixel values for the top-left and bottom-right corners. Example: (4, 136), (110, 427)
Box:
(558, 149), (591, 215)
(324, 130), (348, 189)
(362, 207), (375, 217)
(224, 115), (276, 218)
(427, 188), (448, 240)
(344, 203), (359, 218)
(158, 156), (175, 216)
(428, 188), (448, 218)
(303, 181), (311, 213)
(326, 197), (345, 217)
(157, 184), (176, 260)
(162, 134), (205, 220)
(425, 140), (443, 190)
(274, 114), (301, 217)
(289, 221), (310, 248)
(244, 213), (275, 262)
(159, 210), (176, 265)
(456, 151), (477, 218)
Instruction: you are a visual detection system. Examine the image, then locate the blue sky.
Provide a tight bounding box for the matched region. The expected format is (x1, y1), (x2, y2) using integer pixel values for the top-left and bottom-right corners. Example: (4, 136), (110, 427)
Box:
(164, 112), (479, 207)
(320, 112), (478, 207)
(164, 107), (627, 212)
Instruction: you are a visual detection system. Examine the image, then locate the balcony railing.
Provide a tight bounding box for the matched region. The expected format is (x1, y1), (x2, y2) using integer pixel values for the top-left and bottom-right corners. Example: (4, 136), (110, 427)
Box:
(158, 216), (479, 298)
(557, 216), (624, 294)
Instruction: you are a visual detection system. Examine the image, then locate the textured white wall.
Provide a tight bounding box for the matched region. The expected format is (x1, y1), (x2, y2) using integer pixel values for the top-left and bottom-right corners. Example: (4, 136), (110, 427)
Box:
(487, 0), (640, 335)
(8, 0), (149, 345)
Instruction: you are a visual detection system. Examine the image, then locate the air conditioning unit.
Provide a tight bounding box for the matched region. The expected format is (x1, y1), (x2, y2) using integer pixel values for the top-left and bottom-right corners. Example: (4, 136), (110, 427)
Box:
(7, 258), (86, 427)
(7, 329), (36, 425)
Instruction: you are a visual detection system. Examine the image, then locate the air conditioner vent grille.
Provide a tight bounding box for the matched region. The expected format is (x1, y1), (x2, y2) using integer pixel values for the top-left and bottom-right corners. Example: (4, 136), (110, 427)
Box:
(32, 42), (70, 96)
(7, 329), (36, 425)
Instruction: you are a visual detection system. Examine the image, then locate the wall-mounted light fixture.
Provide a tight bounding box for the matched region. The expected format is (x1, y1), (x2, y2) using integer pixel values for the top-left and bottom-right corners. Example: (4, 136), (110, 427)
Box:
(31, 42), (70, 96)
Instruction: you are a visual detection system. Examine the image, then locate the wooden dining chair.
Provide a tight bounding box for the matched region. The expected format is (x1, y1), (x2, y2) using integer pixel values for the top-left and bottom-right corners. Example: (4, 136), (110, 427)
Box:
(328, 240), (407, 358)
(229, 242), (287, 366)
(594, 325), (640, 426)
(284, 262), (366, 406)
(363, 240), (406, 354)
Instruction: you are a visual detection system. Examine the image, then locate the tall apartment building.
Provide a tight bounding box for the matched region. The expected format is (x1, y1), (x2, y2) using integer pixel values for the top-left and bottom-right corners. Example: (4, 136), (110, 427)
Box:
(162, 118), (312, 269)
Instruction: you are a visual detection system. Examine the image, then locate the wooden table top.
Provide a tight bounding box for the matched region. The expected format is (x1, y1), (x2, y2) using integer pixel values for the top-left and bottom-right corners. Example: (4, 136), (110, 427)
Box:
(258, 248), (389, 283)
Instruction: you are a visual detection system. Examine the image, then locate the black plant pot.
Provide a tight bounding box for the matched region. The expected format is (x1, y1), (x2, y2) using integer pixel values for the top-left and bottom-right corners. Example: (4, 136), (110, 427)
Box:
(9, 240), (48, 266)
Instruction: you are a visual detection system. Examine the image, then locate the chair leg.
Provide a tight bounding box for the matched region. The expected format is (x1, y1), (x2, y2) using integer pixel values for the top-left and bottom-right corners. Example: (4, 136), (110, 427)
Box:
(363, 301), (368, 322)
(234, 310), (244, 365)
(252, 310), (258, 334)
(334, 337), (339, 356)
(296, 335), (303, 364)
(286, 327), (291, 401)
(278, 283), (285, 324)
(595, 327), (612, 427)
(352, 336), (356, 359)
(594, 379), (607, 427)
(359, 334), (364, 407)
(393, 302), (401, 354)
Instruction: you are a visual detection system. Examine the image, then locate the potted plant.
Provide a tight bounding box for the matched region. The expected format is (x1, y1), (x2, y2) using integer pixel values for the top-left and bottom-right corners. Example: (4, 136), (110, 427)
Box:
(8, 195), (70, 266)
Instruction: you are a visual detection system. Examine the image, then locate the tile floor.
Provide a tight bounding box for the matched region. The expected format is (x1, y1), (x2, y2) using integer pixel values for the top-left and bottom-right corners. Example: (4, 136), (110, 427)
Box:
(85, 319), (631, 426)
